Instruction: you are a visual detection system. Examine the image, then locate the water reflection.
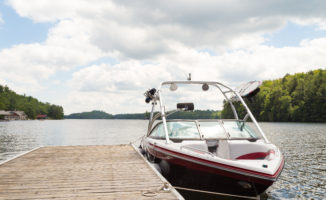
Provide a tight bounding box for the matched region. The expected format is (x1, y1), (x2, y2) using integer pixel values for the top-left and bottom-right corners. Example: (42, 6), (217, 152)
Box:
(0, 119), (148, 162)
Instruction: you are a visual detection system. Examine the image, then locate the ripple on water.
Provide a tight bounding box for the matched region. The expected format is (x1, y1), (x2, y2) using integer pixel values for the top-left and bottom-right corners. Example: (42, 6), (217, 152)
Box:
(260, 123), (326, 200)
(0, 121), (325, 199)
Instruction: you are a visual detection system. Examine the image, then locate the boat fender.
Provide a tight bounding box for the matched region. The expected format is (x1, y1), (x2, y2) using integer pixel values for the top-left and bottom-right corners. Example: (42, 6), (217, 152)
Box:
(153, 163), (162, 174)
(237, 181), (252, 189)
(159, 160), (170, 176)
(139, 147), (146, 155)
(146, 151), (155, 162)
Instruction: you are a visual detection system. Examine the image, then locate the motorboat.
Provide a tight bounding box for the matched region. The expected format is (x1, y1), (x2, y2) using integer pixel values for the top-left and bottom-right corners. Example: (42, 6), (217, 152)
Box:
(140, 78), (284, 196)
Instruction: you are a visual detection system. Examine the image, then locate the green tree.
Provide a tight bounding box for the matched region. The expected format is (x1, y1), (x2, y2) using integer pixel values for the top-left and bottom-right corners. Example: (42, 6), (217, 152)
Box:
(221, 69), (326, 122)
(0, 84), (64, 119)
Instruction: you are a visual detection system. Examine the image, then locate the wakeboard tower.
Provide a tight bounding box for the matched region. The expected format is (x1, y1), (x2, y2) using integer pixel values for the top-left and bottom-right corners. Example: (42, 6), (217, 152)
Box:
(140, 77), (284, 197)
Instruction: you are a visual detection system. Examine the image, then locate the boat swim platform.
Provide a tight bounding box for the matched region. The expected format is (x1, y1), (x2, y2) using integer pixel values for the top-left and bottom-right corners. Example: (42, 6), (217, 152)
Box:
(0, 145), (184, 200)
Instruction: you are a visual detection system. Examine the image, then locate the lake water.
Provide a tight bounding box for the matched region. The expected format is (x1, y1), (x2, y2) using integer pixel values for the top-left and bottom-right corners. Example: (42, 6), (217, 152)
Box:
(0, 120), (325, 199)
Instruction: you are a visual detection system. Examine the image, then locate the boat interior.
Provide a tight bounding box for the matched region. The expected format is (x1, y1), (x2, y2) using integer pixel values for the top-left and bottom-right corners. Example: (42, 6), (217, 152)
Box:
(144, 80), (277, 163)
(149, 120), (276, 161)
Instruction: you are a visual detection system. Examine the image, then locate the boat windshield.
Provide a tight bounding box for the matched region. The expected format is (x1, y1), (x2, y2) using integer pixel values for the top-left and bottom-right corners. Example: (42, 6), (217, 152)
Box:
(168, 122), (201, 139)
(149, 121), (201, 139)
(150, 120), (258, 140)
(199, 121), (258, 139)
(199, 121), (227, 139)
(223, 121), (258, 139)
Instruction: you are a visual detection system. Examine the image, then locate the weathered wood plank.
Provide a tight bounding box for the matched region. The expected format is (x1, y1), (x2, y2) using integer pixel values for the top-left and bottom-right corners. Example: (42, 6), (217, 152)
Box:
(0, 145), (183, 200)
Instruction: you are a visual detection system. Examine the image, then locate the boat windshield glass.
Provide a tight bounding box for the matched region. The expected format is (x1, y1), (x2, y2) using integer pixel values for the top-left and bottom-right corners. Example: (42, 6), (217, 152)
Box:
(149, 121), (200, 139)
(223, 121), (258, 138)
(199, 121), (227, 139)
(167, 121), (200, 139)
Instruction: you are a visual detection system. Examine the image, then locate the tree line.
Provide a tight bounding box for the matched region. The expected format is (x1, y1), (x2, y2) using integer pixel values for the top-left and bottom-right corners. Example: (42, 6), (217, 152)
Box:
(114, 110), (220, 119)
(167, 110), (220, 119)
(65, 110), (114, 119)
(0, 85), (64, 119)
(221, 69), (326, 122)
(65, 110), (221, 119)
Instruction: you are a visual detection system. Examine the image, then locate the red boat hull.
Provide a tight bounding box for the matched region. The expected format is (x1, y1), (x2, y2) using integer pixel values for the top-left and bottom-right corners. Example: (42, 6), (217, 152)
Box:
(144, 142), (284, 196)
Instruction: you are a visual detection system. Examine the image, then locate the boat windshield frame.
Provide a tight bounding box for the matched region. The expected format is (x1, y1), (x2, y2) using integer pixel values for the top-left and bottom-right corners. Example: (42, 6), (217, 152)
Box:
(147, 81), (269, 144)
(148, 119), (261, 141)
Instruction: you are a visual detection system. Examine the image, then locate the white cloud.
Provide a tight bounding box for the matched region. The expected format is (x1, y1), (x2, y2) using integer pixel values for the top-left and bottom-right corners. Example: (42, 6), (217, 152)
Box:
(7, 0), (326, 59)
(65, 38), (326, 114)
(1, 0), (326, 113)
(0, 12), (3, 24)
(61, 90), (149, 115)
(0, 40), (103, 92)
(0, 15), (104, 94)
(7, 0), (90, 22)
(70, 62), (172, 92)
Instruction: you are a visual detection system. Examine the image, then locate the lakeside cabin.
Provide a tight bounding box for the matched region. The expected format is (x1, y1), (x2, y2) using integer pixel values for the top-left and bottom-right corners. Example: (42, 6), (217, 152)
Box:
(36, 114), (47, 120)
(0, 110), (27, 120)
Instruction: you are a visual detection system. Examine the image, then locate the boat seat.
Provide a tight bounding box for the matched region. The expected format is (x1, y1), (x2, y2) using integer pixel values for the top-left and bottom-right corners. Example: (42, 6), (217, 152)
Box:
(228, 140), (271, 160)
(236, 152), (270, 160)
(206, 140), (219, 154)
(216, 140), (230, 159)
(181, 141), (209, 153)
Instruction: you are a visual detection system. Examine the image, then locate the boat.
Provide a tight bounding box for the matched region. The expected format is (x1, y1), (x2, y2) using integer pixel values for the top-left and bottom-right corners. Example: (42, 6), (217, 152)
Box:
(139, 77), (284, 197)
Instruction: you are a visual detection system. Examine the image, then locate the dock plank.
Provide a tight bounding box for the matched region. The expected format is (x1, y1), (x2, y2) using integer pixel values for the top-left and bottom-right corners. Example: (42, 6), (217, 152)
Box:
(0, 145), (183, 199)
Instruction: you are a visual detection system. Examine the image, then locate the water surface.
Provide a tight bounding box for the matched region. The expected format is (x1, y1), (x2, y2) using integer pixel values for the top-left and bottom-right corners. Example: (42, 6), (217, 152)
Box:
(0, 120), (325, 199)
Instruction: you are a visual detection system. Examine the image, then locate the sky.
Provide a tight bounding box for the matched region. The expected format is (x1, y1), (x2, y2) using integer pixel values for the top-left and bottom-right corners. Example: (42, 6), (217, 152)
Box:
(0, 0), (326, 114)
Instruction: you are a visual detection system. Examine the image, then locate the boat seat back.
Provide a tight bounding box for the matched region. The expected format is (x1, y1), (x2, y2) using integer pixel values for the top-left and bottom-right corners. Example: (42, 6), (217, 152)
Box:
(182, 141), (209, 153)
(206, 140), (219, 154)
(216, 140), (230, 159)
(227, 140), (271, 160)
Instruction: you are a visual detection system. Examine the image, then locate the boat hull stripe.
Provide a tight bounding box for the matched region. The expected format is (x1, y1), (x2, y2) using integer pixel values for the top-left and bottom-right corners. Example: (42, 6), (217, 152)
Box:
(148, 142), (284, 182)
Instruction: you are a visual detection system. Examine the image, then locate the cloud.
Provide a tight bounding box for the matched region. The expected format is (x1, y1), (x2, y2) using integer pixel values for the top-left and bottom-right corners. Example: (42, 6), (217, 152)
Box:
(2, 0), (326, 113)
(70, 62), (172, 92)
(65, 38), (326, 114)
(0, 40), (102, 91)
(0, 16), (104, 94)
(7, 0), (326, 60)
(0, 12), (3, 24)
(61, 90), (150, 115)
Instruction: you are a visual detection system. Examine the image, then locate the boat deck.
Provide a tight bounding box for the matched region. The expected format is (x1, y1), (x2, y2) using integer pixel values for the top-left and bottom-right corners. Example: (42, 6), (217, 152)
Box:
(0, 145), (183, 199)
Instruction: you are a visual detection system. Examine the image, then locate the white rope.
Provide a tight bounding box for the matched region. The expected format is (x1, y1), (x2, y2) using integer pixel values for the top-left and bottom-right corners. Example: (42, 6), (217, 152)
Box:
(142, 191), (157, 197)
(174, 186), (260, 200)
(130, 135), (144, 145)
(141, 182), (172, 197)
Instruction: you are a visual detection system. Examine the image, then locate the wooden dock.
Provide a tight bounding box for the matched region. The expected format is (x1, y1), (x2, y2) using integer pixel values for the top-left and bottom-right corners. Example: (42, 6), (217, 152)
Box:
(0, 145), (184, 200)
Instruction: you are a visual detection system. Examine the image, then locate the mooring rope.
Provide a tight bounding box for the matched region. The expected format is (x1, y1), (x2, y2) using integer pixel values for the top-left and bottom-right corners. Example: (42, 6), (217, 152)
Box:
(173, 186), (260, 200)
(141, 182), (172, 197)
(130, 135), (144, 145)
(141, 182), (260, 199)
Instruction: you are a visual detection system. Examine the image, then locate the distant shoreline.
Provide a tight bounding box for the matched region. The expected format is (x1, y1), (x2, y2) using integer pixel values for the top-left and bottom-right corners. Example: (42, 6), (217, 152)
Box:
(64, 110), (221, 120)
